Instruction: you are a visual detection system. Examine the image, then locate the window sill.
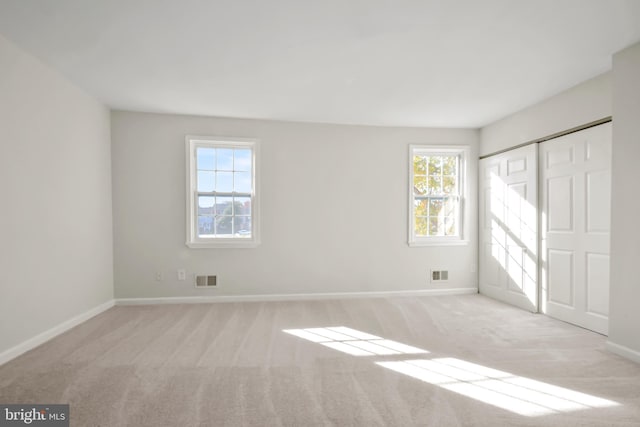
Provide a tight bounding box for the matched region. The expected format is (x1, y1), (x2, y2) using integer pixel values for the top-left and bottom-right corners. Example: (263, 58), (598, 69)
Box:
(408, 240), (469, 247)
(186, 240), (260, 249)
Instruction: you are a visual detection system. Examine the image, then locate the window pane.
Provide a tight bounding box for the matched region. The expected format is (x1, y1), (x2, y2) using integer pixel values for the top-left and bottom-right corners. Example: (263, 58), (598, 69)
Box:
(235, 197), (251, 215)
(410, 148), (464, 242)
(444, 197), (457, 216)
(428, 157), (442, 175)
(197, 148), (215, 170)
(443, 156), (457, 175)
(215, 216), (233, 235)
(429, 198), (443, 217)
(428, 176), (442, 194)
(189, 140), (259, 244)
(414, 199), (428, 217)
(234, 216), (251, 237)
(234, 171), (252, 193)
(216, 171), (233, 192)
(415, 217), (428, 236)
(215, 197), (233, 215)
(217, 148), (234, 170)
(443, 176), (457, 194)
(198, 216), (214, 236)
(234, 149), (252, 172)
(414, 175), (427, 195)
(445, 216), (457, 236)
(429, 217), (443, 236)
(197, 171), (215, 192)
(198, 196), (215, 215)
(413, 155), (427, 175)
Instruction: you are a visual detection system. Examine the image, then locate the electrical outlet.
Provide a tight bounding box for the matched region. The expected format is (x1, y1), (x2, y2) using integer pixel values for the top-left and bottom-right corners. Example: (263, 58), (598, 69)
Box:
(470, 263), (477, 273)
(177, 269), (186, 281)
(155, 272), (163, 282)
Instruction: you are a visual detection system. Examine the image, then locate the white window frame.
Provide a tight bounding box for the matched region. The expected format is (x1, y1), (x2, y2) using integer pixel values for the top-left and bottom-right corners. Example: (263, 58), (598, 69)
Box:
(408, 145), (470, 247)
(186, 136), (260, 249)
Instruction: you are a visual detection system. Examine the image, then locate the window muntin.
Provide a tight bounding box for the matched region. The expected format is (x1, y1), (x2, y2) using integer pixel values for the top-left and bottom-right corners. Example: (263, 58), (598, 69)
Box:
(409, 146), (467, 246)
(187, 137), (259, 248)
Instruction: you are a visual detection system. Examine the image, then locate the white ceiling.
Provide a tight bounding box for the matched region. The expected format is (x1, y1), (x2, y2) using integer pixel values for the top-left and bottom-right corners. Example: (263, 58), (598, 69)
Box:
(1, 0), (639, 128)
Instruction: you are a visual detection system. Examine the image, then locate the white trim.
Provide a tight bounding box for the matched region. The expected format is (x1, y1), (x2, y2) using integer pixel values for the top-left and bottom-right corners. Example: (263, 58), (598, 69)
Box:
(408, 145), (471, 247)
(185, 135), (261, 249)
(606, 341), (640, 364)
(116, 288), (477, 305)
(0, 299), (115, 366)
(409, 240), (469, 247)
(186, 240), (260, 249)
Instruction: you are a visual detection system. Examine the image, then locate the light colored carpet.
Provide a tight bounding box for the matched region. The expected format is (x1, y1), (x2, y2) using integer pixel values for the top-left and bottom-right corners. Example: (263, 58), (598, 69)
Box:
(1, 294), (639, 426)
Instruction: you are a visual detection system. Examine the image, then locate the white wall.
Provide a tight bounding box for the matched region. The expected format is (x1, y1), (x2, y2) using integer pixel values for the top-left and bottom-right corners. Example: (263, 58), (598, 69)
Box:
(111, 111), (478, 298)
(608, 41), (640, 360)
(480, 72), (611, 157)
(0, 35), (113, 356)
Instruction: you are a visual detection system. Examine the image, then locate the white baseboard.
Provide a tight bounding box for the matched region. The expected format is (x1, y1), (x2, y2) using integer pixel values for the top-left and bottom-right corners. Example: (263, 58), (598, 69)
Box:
(0, 299), (115, 366)
(606, 340), (640, 364)
(115, 287), (478, 305)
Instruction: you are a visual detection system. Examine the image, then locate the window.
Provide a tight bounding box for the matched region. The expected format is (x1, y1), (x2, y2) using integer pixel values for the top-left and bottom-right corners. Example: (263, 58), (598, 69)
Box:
(409, 145), (468, 246)
(186, 136), (259, 248)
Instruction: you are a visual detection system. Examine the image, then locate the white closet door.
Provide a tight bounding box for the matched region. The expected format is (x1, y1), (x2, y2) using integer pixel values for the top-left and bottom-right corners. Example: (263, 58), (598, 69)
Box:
(479, 144), (538, 312)
(540, 123), (612, 335)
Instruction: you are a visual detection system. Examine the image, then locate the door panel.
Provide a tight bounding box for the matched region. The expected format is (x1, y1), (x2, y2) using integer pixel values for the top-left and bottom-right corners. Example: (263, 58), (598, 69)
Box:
(479, 144), (538, 312)
(547, 176), (573, 231)
(540, 122), (611, 334)
(547, 249), (573, 307)
(586, 171), (610, 232)
(586, 253), (609, 317)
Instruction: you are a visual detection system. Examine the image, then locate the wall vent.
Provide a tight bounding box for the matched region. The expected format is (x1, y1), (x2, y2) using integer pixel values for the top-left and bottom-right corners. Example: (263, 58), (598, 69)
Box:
(431, 270), (449, 282)
(195, 275), (217, 288)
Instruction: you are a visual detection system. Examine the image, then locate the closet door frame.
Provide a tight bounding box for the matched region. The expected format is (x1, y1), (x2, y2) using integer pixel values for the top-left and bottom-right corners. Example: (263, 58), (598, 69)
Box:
(479, 118), (612, 334)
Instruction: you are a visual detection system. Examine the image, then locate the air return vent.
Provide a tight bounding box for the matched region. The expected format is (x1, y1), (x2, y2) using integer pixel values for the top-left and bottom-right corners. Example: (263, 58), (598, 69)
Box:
(431, 270), (449, 282)
(195, 275), (217, 288)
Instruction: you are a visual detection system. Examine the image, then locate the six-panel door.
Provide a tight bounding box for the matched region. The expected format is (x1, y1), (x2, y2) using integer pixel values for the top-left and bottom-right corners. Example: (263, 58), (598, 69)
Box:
(479, 144), (538, 312)
(540, 123), (612, 335)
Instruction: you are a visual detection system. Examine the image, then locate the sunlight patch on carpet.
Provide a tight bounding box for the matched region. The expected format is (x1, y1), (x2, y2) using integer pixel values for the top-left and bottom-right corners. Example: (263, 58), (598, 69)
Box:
(283, 326), (428, 356)
(377, 358), (620, 417)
